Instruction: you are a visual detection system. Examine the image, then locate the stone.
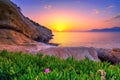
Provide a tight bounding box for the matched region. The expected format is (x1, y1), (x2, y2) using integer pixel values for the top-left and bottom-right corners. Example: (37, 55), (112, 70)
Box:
(39, 47), (100, 61)
(97, 48), (120, 64)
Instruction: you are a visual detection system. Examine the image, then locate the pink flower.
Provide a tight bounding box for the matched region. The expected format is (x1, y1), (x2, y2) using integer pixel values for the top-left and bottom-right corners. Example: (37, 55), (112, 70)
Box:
(45, 68), (50, 73)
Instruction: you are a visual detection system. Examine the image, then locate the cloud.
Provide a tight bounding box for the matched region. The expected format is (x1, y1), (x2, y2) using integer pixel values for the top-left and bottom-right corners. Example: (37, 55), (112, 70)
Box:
(92, 9), (100, 14)
(106, 5), (114, 9)
(111, 14), (120, 20)
(105, 14), (120, 22)
(44, 4), (52, 9)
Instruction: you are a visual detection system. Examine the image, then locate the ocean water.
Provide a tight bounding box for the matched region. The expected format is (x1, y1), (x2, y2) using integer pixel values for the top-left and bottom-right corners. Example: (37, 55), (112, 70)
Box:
(49, 32), (120, 49)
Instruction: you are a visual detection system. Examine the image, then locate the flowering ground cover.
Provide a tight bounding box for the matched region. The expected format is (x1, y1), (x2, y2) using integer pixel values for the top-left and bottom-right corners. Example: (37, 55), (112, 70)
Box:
(0, 50), (120, 80)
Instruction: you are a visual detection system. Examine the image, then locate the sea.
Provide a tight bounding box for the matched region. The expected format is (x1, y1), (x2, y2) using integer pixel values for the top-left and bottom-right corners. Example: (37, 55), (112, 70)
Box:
(49, 32), (120, 49)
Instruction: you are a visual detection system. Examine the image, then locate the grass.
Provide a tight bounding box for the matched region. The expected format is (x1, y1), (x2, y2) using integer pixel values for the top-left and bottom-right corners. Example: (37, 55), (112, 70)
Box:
(0, 50), (120, 80)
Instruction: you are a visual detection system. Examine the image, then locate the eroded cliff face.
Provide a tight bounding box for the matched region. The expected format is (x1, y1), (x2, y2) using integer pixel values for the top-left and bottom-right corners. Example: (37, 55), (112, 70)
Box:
(0, 0), (53, 45)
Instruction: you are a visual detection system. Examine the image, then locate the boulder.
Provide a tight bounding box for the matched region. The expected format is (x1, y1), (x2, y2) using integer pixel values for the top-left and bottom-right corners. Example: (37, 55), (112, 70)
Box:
(97, 48), (120, 64)
(0, 0), (53, 45)
(40, 47), (100, 61)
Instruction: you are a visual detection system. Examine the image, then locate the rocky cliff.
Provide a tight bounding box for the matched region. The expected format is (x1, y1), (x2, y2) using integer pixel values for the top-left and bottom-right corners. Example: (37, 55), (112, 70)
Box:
(0, 0), (53, 45)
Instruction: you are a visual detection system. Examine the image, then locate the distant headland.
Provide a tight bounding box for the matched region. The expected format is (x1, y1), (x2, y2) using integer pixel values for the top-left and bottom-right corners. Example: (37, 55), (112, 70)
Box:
(87, 27), (120, 32)
(88, 27), (120, 32)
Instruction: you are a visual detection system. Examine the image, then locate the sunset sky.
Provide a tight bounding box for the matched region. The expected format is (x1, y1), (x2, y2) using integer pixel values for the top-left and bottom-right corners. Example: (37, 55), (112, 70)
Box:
(12, 0), (120, 31)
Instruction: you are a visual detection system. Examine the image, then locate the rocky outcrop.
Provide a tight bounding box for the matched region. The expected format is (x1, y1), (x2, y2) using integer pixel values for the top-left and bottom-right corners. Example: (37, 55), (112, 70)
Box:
(97, 48), (120, 64)
(40, 47), (100, 61)
(0, 43), (100, 61)
(0, 0), (53, 45)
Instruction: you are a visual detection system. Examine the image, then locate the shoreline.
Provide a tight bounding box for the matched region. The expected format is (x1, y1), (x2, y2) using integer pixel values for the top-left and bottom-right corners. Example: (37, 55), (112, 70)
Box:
(0, 43), (110, 54)
(0, 43), (107, 61)
(0, 43), (120, 64)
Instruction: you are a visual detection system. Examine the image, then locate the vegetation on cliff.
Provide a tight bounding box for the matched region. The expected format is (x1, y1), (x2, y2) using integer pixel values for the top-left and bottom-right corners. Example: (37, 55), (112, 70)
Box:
(0, 50), (120, 80)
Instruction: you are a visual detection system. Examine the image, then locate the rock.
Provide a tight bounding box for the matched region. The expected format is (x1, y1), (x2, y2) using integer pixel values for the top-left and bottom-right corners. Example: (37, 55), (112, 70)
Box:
(39, 47), (100, 61)
(109, 48), (120, 64)
(0, 0), (53, 45)
(0, 29), (35, 45)
(97, 48), (120, 64)
(112, 48), (120, 52)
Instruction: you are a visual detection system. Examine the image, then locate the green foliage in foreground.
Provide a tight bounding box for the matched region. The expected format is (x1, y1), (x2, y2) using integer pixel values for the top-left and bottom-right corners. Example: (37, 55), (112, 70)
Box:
(0, 50), (120, 80)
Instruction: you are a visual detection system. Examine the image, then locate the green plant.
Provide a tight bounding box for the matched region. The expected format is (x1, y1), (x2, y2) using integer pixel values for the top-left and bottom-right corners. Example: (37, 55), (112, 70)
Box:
(0, 50), (120, 80)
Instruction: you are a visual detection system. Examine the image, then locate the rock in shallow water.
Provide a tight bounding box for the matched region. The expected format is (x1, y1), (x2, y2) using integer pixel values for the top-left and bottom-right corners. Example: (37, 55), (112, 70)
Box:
(0, 0), (53, 44)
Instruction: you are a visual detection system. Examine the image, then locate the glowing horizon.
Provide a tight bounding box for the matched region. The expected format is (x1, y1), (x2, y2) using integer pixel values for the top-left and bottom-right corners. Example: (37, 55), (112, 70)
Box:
(13, 0), (120, 32)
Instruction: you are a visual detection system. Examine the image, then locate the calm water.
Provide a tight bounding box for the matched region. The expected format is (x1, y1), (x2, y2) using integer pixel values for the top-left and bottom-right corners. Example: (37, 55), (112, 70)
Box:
(49, 32), (120, 49)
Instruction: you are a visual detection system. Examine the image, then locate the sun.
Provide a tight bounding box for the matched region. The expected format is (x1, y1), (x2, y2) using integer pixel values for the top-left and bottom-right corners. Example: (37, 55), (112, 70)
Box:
(48, 13), (75, 32)
(51, 18), (68, 32)
(57, 28), (64, 32)
(56, 24), (66, 32)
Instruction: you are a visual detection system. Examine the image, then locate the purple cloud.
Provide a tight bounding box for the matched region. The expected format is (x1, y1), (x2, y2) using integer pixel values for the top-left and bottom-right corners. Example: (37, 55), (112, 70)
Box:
(105, 14), (120, 22)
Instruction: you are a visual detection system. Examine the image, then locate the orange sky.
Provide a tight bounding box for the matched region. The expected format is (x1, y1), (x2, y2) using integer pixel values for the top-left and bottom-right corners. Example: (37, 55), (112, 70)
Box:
(34, 10), (119, 31)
